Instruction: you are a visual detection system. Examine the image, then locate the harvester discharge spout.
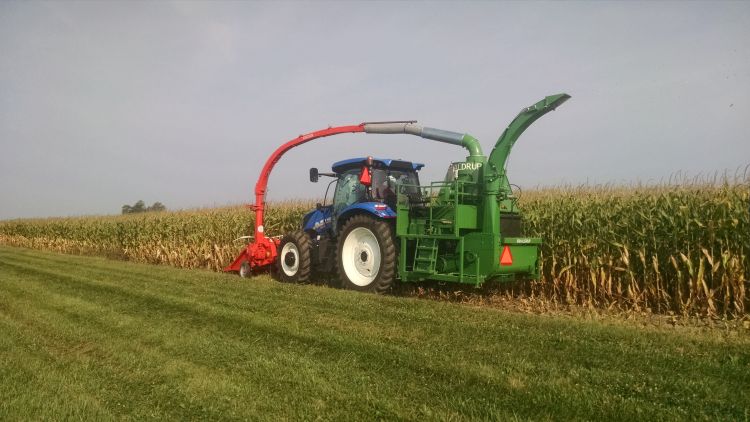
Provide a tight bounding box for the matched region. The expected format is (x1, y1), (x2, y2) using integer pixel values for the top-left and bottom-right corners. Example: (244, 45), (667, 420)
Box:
(488, 93), (570, 173)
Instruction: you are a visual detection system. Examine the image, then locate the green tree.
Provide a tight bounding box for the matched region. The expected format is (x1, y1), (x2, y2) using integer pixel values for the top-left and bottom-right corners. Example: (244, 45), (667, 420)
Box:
(132, 200), (145, 213)
(121, 200), (166, 214)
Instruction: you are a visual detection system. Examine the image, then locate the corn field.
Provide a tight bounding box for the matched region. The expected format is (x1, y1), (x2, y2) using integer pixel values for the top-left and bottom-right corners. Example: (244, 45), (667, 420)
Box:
(1, 184), (747, 318)
(0, 201), (313, 272)
(519, 182), (748, 318)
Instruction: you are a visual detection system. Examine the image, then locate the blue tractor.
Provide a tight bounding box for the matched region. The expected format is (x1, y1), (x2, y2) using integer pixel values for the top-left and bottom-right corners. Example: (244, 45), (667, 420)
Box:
(275, 157), (422, 292)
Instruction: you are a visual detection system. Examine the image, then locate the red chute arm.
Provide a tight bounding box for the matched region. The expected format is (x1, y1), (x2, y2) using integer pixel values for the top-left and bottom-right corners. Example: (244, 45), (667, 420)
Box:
(253, 124), (364, 238)
(224, 124), (365, 272)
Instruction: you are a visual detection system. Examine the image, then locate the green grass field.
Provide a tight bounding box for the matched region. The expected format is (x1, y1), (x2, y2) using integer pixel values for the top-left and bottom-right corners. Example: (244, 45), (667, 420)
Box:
(1, 246), (749, 420)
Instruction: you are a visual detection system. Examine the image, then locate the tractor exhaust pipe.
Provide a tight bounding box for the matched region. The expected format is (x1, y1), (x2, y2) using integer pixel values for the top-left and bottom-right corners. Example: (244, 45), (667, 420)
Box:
(363, 122), (484, 158)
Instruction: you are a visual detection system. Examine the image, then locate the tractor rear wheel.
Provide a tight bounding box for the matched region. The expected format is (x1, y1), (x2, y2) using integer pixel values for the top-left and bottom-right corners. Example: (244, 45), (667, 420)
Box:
(336, 215), (396, 293)
(275, 230), (312, 283)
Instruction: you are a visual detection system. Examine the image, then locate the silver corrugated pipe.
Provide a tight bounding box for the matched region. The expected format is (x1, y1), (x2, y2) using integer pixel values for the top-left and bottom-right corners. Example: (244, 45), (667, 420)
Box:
(363, 122), (483, 157)
(363, 122), (423, 136)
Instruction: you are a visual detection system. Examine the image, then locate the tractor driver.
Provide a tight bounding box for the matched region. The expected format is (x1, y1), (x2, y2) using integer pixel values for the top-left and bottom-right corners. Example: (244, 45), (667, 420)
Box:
(372, 170), (397, 210)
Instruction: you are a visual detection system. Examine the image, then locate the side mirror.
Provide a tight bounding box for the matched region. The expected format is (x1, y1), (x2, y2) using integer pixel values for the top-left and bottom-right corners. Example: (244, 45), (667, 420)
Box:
(309, 167), (319, 183)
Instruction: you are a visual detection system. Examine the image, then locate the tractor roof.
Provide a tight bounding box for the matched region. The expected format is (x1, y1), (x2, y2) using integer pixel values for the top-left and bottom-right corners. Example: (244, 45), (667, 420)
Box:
(331, 157), (425, 174)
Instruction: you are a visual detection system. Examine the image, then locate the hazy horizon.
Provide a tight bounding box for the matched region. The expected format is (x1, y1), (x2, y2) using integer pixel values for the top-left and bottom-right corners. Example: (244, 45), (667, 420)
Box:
(2, 1), (748, 219)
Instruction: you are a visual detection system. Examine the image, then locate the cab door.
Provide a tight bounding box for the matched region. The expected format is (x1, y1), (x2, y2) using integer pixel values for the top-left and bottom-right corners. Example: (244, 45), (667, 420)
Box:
(331, 171), (367, 227)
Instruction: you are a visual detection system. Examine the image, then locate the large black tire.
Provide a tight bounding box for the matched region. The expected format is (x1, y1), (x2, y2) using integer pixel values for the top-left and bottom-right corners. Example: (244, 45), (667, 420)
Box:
(336, 214), (397, 293)
(275, 230), (312, 283)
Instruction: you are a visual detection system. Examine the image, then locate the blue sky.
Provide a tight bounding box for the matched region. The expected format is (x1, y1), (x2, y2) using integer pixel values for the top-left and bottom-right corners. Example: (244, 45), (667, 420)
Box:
(1, 1), (748, 219)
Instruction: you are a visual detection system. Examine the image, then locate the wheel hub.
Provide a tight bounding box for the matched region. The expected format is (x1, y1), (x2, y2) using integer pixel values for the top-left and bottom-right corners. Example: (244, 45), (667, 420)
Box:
(354, 243), (374, 276)
(284, 252), (296, 267)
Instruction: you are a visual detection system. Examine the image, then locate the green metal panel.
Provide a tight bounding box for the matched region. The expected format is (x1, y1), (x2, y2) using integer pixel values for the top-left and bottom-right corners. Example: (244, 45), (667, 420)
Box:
(396, 201), (410, 236)
(455, 204), (477, 229)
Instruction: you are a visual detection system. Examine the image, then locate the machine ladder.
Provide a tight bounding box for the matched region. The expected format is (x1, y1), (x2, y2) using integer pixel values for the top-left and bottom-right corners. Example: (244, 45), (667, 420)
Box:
(413, 237), (439, 274)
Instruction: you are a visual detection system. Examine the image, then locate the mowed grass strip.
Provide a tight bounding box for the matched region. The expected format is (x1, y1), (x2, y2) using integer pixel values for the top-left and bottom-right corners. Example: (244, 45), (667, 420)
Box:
(0, 246), (748, 421)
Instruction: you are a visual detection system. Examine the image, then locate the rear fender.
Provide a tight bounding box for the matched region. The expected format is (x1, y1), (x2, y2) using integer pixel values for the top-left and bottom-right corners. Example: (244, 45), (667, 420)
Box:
(336, 202), (395, 232)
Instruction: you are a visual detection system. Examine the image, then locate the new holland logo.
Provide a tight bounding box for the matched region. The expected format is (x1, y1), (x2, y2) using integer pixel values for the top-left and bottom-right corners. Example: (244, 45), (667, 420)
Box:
(313, 217), (332, 230)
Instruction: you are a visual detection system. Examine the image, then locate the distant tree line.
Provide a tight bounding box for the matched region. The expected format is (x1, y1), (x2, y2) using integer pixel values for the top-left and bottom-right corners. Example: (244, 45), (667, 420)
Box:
(121, 200), (166, 215)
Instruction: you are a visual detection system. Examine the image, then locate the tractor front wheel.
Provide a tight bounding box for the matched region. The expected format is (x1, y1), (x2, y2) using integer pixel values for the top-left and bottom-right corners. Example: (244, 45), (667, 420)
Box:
(337, 215), (396, 293)
(275, 230), (312, 283)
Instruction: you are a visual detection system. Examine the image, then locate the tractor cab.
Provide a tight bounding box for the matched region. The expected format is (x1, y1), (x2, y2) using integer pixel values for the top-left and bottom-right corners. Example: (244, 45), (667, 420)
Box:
(304, 157), (424, 236)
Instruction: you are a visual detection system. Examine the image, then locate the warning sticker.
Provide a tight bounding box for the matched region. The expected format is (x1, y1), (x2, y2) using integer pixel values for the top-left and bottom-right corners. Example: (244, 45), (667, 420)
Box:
(500, 245), (513, 266)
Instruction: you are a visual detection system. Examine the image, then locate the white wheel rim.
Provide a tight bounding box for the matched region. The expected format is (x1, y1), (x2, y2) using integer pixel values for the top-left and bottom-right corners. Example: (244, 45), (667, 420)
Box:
(342, 227), (381, 286)
(280, 242), (299, 276)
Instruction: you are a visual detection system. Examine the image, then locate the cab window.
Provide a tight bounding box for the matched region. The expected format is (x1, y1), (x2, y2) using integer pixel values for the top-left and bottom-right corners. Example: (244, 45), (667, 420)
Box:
(333, 171), (366, 213)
